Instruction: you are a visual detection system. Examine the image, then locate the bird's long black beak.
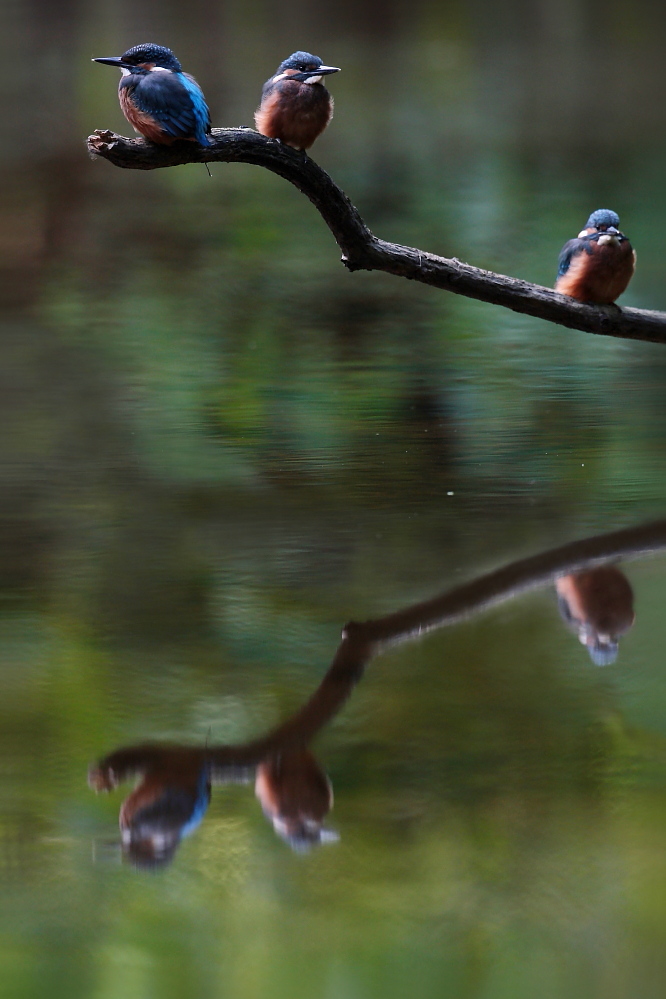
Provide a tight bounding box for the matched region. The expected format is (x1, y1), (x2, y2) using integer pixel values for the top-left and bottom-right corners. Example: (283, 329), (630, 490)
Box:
(290, 66), (341, 81)
(93, 57), (127, 67)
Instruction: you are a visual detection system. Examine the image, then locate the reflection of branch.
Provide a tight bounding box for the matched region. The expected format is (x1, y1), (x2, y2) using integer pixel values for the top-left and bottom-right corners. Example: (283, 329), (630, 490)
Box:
(345, 519), (666, 651)
(90, 520), (666, 861)
(91, 519), (666, 786)
(205, 632), (371, 778)
(87, 129), (666, 346)
(214, 519), (666, 767)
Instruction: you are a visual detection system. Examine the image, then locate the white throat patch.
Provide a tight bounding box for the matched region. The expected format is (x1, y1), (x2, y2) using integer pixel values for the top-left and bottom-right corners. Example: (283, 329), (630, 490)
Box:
(304, 75), (323, 84)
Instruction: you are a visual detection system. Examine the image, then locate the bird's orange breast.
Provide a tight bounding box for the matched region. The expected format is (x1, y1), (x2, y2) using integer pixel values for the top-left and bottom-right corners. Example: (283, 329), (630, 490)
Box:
(119, 88), (174, 144)
(255, 81), (333, 150)
(556, 240), (635, 304)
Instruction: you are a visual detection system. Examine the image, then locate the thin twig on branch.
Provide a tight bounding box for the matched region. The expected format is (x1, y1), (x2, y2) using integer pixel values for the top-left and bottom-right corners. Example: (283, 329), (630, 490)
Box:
(88, 127), (666, 345)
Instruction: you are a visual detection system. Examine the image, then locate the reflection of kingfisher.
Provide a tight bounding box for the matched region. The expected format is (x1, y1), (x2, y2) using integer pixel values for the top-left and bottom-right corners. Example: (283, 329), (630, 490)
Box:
(555, 209), (635, 304)
(255, 750), (337, 851)
(89, 743), (338, 863)
(255, 51), (340, 150)
(89, 747), (210, 868)
(556, 567), (635, 666)
(93, 43), (211, 147)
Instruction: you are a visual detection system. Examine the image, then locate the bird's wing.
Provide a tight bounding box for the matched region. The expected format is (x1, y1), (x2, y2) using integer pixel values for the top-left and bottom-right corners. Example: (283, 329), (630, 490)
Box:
(182, 73), (212, 132)
(260, 77), (278, 100)
(134, 72), (210, 140)
(557, 237), (586, 278)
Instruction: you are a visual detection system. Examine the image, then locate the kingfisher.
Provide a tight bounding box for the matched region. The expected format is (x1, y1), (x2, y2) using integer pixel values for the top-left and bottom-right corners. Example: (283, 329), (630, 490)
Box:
(255, 51), (340, 151)
(555, 209), (636, 304)
(93, 43), (211, 147)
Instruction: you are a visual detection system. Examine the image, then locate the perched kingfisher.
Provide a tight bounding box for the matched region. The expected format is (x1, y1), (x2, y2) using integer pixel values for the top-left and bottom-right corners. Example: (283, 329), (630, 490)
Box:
(555, 209), (635, 304)
(93, 43), (211, 147)
(255, 51), (340, 151)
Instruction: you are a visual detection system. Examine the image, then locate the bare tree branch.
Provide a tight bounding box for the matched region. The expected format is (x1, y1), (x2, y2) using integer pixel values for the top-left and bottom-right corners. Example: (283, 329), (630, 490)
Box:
(88, 127), (666, 345)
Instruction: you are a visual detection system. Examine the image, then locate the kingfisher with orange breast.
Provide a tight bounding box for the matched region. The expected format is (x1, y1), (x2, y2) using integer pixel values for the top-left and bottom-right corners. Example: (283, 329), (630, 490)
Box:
(555, 209), (635, 304)
(255, 51), (340, 151)
(93, 43), (212, 147)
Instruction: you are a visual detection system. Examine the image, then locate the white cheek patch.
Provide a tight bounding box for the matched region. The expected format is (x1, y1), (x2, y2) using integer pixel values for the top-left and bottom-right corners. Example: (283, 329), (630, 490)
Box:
(577, 229), (589, 238)
(272, 72), (290, 83)
(304, 75), (323, 84)
(149, 65), (170, 73)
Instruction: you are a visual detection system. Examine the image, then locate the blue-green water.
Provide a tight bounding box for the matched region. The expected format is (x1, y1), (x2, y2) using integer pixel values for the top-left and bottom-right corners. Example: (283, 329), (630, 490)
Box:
(3, 1), (666, 996)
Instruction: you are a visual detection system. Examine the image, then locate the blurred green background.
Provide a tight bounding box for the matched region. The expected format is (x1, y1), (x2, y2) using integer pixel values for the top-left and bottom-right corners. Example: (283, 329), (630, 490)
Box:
(2, 0), (666, 997)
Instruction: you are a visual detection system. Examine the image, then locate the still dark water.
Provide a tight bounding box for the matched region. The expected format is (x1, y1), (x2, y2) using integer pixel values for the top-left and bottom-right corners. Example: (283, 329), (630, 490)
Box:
(3, 1), (666, 997)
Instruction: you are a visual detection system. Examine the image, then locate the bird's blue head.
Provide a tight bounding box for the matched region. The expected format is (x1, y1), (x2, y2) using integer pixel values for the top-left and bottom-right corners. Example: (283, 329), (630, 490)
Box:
(93, 43), (182, 74)
(584, 209), (620, 231)
(276, 51), (340, 82)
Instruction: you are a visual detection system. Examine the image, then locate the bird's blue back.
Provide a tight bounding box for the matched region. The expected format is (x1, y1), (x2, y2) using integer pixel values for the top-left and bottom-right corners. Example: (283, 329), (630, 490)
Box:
(124, 70), (211, 145)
